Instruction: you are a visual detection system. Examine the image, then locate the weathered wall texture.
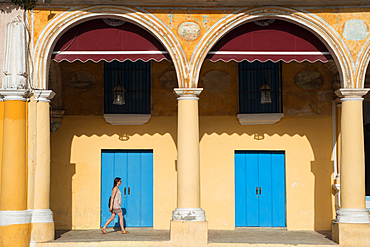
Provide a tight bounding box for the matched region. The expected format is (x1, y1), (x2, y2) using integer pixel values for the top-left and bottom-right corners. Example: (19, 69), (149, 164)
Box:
(0, 4), (24, 88)
(54, 60), (335, 117)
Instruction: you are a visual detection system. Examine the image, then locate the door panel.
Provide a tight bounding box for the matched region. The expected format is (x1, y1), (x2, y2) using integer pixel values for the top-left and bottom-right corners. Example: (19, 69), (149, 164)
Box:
(101, 151), (115, 227)
(235, 152), (247, 226)
(259, 152), (272, 227)
(245, 152), (259, 226)
(127, 152), (141, 227)
(140, 151), (153, 227)
(271, 152), (286, 227)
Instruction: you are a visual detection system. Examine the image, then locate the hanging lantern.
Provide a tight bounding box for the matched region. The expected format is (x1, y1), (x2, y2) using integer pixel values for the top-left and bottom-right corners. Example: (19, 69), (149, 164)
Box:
(260, 78), (272, 104)
(113, 83), (126, 105)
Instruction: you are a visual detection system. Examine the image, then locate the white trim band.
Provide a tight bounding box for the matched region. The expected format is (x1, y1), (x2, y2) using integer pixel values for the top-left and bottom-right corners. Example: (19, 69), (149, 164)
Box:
(172, 208), (206, 221)
(0, 209), (54, 226)
(177, 96), (199, 101)
(341, 98), (364, 102)
(0, 90), (28, 101)
(52, 51), (168, 55)
(0, 210), (32, 226)
(336, 208), (370, 223)
(31, 209), (54, 223)
(208, 51), (331, 55)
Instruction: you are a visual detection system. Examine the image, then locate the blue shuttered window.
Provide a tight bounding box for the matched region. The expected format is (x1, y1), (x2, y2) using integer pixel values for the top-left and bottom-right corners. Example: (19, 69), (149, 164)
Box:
(104, 60), (151, 114)
(239, 61), (282, 114)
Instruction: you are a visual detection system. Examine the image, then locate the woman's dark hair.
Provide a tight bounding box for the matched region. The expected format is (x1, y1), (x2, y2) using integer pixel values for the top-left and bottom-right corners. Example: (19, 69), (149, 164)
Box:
(113, 177), (121, 189)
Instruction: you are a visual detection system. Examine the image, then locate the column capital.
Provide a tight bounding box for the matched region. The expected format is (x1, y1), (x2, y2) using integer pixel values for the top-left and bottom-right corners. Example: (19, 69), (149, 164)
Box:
(0, 89), (29, 101)
(33, 90), (55, 103)
(174, 88), (203, 100)
(335, 88), (370, 100)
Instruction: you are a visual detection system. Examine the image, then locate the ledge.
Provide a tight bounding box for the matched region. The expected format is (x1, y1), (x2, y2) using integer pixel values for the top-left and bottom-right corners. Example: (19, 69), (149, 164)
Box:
(237, 113), (284, 125)
(104, 114), (151, 125)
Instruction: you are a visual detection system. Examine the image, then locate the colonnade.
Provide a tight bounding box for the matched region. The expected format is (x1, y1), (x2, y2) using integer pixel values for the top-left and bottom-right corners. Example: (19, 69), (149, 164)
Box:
(0, 14), (370, 247)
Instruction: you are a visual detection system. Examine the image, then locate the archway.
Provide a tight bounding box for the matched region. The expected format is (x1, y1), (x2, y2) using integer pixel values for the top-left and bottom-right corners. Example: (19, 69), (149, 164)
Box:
(33, 5), (186, 90)
(190, 6), (352, 89)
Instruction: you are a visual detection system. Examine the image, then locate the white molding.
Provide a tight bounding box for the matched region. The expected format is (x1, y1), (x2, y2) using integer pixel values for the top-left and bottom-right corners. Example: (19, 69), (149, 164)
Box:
(172, 208), (206, 221)
(174, 88), (203, 98)
(33, 90), (55, 102)
(0, 209), (54, 226)
(0, 210), (32, 226)
(237, 113), (284, 125)
(335, 88), (370, 98)
(208, 51), (331, 55)
(31, 209), (54, 223)
(103, 114), (151, 125)
(52, 51), (168, 55)
(336, 208), (370, 223)
(0, 89), (28, 101)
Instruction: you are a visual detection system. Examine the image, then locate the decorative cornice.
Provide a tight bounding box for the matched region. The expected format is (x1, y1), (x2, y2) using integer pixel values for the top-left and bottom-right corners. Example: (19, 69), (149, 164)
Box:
(0, 89), (29, 101)
(335, 88), (370, 98)
(174, 88), (203, 100)
(33, 90), (55, 102)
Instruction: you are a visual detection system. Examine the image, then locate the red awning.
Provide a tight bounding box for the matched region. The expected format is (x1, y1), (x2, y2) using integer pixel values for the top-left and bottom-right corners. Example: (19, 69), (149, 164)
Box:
(207, 20), (332, 63)
(52, 19), (170, 63)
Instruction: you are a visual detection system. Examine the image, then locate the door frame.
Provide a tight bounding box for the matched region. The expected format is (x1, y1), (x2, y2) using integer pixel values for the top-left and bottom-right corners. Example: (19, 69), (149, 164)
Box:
(234, 150), (287, 227)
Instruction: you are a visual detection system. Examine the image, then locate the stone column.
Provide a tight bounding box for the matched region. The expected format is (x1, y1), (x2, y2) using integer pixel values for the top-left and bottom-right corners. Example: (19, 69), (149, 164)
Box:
(0, 90), (31, 247)
(335, 89), (370, 223)
(170, 88), (207, 247)
(31, 90), (55, 242)
(172, 88), (205, 221)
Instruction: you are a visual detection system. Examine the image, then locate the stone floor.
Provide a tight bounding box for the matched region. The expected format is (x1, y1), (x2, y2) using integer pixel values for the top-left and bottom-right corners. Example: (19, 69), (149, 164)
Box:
(40, 227), (338, 246)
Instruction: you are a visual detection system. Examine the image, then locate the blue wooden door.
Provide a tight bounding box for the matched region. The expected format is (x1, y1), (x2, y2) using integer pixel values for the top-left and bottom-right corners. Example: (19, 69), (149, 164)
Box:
(235, 151), (285, 227)
(101, 150), (153, 227)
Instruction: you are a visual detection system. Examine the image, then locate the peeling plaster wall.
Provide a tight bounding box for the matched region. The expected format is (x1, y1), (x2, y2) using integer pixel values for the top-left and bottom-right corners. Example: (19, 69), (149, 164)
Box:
(0, 3), (24, 88)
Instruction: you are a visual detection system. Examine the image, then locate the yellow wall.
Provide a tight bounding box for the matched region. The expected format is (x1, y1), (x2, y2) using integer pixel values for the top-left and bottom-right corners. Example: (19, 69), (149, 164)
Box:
(200, 115), (333, 230)
(50, 116), (178, 229)
(49, 57), (336, 230)
(50, 115), (334, 230)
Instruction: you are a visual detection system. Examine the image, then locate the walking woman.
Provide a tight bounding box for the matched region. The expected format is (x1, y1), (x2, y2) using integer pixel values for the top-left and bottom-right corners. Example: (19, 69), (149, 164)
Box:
(101, 177), (130, 234)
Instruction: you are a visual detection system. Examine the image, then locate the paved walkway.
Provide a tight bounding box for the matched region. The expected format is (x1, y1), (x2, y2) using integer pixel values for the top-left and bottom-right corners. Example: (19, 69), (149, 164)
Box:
(35, 228), (338, 247)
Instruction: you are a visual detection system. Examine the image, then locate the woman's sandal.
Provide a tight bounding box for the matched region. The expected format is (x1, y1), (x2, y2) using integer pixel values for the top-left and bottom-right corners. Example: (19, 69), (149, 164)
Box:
(101, 228), (108, 234)
(121, 230), (130, 234)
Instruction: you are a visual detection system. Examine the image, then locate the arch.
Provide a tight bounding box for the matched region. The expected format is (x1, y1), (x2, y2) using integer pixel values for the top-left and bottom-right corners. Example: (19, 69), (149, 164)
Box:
(355, 36), (370, 89)
(190, 6), (354, 89)
(33, 5), (186, 89)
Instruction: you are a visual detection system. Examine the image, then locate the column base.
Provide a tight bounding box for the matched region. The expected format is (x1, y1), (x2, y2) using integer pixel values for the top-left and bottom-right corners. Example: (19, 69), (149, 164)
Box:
(170, 220), (208, 247)
(332, 221), (370, 247)
(336, 208), (370, 223)
(31, 209), (54, 242)
(172, 208), (206, 221)
(31, 222), (54, 242)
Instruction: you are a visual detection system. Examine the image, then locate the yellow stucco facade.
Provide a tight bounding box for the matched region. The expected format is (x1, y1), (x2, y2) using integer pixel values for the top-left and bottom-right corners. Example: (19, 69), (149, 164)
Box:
(1, 2), (370, 247)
